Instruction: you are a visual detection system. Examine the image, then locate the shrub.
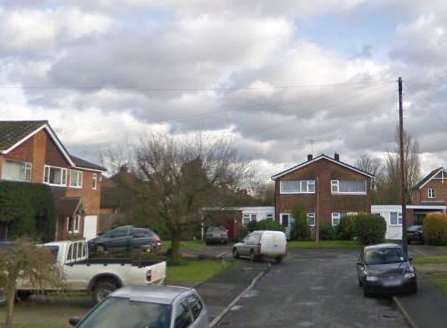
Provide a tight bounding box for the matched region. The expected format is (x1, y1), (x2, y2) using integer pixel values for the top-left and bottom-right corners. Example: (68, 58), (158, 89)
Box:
(291, 204), (310, 240)
(353, 213), (386, 245)
(247, 220), (257, 232)
(336, 215), (357, 240)
(423, 213), (447, 245)
(254, 219), (284, 232)
(319, 224), (335, 240)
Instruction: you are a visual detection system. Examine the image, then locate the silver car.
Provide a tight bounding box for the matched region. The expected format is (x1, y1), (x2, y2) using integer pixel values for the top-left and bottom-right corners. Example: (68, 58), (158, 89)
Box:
(69, 285), (208, 328)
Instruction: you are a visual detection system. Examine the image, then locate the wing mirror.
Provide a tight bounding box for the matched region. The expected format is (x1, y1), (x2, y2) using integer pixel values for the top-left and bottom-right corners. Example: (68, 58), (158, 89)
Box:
(69, 317), (80, 327)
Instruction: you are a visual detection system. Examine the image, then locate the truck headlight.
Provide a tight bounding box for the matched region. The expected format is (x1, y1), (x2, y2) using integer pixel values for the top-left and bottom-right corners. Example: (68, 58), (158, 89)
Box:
(366, 275), (379, 282)
(404, 272), (415, 279)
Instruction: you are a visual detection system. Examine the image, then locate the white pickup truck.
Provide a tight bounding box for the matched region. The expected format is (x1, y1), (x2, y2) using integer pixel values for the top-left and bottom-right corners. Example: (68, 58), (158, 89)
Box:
(16, 240), (167, 303)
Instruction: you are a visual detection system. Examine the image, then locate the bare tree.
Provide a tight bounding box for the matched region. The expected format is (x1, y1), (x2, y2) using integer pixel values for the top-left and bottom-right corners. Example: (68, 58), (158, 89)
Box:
(136, 134), (250, 263)
(99, 140), (135, 175)
(356, 154), (382, 177)
(0, 240), (62, 328)
(382, 128), (421, 203)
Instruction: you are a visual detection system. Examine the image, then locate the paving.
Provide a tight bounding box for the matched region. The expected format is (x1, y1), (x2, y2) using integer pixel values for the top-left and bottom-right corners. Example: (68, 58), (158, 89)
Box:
(182, 244), (232, 260)
(195, 259), (268, 322)
(216, 249), (407, 328)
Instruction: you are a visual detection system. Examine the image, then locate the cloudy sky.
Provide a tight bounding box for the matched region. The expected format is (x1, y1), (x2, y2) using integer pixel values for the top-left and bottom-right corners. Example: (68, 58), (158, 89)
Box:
(1, 0), (446, 180)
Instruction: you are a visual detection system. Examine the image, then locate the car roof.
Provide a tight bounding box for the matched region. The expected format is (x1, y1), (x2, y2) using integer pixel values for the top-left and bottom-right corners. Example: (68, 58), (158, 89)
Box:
(109, 285), (194, 304)
(364, 243), (402, 250)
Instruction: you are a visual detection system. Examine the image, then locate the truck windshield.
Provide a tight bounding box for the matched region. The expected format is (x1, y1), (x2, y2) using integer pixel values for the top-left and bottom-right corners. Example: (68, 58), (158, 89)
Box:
(78, 297), (172, 328)
(364, 248), (404, 265)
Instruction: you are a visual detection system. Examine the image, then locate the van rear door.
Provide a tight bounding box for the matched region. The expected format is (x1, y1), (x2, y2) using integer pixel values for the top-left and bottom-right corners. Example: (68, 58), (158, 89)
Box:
(261, 232), (287, 256)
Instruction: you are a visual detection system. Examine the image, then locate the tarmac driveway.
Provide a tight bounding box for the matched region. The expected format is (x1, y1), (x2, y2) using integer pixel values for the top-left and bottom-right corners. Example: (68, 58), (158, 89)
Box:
(217, 248), (407, 328)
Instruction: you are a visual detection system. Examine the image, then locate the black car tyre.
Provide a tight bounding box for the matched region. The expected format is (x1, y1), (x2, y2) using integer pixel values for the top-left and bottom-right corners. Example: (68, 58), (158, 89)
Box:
(16, 291), (32, 302)
(358, 279), (363, 287)
(233, 248), (240, 259)
(275, 256), (283, 264)
(363, 287), (371, 297)
(92, 281), (117, 304)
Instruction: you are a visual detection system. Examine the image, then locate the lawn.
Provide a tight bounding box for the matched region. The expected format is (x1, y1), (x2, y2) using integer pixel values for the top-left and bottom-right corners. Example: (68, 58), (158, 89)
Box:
(414, 256), (447, 265)
(287, 240), (360, 249)
(414, 255), (447, 296)
(167, 259), (234, 285)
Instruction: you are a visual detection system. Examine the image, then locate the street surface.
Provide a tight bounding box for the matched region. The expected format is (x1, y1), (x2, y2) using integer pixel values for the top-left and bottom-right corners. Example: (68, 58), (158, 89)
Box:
(217, 249), (407, 328)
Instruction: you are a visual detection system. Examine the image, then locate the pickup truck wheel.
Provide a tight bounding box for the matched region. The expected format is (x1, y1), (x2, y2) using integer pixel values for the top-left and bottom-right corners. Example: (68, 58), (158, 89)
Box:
(92, 281), (117, 304)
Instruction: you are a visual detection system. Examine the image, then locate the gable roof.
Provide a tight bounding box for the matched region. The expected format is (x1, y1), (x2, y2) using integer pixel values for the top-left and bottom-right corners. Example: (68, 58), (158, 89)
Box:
(271, 154), (374, 180)
(414, 167), (447, 190)
(0, 120), (106, 172)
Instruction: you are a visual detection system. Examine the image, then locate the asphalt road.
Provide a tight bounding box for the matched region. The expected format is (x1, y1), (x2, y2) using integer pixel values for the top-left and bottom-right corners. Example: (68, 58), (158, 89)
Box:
(217, 249), (408, 328)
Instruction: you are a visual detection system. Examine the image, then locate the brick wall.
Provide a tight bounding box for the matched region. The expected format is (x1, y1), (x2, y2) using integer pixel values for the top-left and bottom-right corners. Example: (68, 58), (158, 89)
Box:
(275, 158), (372, 225)
(413, 179), (447, 204)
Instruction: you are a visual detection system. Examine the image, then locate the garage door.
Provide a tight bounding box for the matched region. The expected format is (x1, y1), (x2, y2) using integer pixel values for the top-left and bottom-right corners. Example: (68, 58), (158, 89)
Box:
(83, 215), (98, 240)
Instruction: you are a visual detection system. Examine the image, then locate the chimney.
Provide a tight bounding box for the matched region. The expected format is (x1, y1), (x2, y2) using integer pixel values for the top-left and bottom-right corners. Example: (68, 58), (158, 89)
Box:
(307, 154), (313, 161)
(334, 153), (340, 161)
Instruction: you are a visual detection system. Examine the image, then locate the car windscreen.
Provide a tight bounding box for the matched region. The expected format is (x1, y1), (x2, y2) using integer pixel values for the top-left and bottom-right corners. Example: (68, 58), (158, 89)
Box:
(79, 297), (172, 328)
(364, 247), (404, 265)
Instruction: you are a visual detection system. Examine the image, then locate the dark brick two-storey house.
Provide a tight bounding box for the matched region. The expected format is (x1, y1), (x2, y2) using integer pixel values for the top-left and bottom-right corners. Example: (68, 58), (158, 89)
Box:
(0, 120), (106, 240)
(272, 154), (374, 231)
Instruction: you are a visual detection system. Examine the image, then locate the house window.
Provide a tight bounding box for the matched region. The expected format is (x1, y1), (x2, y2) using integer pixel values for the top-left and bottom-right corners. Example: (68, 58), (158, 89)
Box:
(44, 165), (67, 186)
(280, 180), (315, 194)
(428, 188), (436, 199)
(67, 215), (81, 233)
(332, 212), (341, 226)
(331, 180), (366, 194)
(281, 213), (291, 227)
(266, 213), (273, 219)
(69, 170), (83, 188)
(306, 213), (315, 226)
(92, 173), (98, 190)
(390, 212), (403, 225)
(1, 160), (32, 182)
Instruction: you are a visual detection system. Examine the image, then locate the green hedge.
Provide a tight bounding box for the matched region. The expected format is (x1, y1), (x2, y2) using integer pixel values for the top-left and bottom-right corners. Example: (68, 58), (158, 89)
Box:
(335, 215), (357, 240)
(0, 181), (55, 242)
(254, 219), (284, 232)
(353, 213), (386, 245)
(319, 224), (335, 240)
(423, 213), (447, 245)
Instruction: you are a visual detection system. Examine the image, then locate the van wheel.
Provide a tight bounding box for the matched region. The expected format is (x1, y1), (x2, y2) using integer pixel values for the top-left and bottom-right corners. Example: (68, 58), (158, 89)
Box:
(92, 281), (117, 304)
(249, 250), (256, 262)
(232, 248), (240, 259)
(275, 256), (283, 264)
(96, 245), (107, 253)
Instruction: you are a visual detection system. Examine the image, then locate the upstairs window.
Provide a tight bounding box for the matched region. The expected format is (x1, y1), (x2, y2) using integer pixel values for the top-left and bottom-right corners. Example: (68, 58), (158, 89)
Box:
(44, 165), (67, 186)
(92, 173), (98, 190)
(428, 188), (436, 199)
(1, 160), (32, 182)
(280, 180), (315, 194)
(69, 170), (83, 188)
(331, 180), (366, 194)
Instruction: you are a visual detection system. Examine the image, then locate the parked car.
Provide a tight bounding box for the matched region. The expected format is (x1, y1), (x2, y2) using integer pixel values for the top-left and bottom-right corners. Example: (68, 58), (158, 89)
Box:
(15, 240), (166, 303)
(407, 225), (423, 243)
(88, 225), (161, 253)
(232, 230), (287, 263)
(205, 225), (229, 245)
(356, 243), (417, 297)
(69, 285), (209, 328)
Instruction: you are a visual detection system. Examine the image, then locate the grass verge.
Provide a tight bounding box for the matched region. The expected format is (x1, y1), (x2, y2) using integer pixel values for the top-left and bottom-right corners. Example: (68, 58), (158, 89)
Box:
(414, 256), (447, 265)
(430, 273), (447, 296)
(161, 240), (205, 253)
(167, 259), (235, 285)
(287, 240), (360, 249)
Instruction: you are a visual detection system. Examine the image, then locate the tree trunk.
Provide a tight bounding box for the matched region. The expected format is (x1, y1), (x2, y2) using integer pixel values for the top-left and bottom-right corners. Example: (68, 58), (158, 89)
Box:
(4, 281), (16, 328)
(170, 234), (181, 264)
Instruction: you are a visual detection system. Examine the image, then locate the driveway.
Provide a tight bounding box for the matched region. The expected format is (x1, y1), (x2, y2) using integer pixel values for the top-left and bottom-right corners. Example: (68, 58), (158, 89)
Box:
(217, 249), (407, 328)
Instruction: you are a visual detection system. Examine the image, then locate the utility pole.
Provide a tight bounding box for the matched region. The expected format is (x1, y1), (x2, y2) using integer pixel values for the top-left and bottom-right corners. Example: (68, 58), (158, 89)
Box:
(398, 76), (408, 259)
(315, 176), (320, 244)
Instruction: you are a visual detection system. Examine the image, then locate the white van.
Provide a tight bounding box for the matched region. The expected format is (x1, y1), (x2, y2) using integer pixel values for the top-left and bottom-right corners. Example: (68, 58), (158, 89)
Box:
(232, 230), (287, 263)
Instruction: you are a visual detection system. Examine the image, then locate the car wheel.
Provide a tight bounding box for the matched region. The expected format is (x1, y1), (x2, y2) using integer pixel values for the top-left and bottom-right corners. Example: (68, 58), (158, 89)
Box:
(363, 287), (371, 297)
(358, 279), (363, 287)
(411, 281), (418, 294)
(16, 291), (32, 302)
(233, 248), (240, 259)
(96, 245), (107, 253)
(92, 281), (118, 304)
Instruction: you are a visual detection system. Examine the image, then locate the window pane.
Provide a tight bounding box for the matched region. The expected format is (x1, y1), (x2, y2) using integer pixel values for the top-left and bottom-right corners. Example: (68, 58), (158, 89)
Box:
(308, 181), (315, 192)
(338, 180), (366, 193)
(306, 213), (315, 226)
(2, 161), (31, 182)
(281, 181), (299, 193)
(390, 212), (398, 225)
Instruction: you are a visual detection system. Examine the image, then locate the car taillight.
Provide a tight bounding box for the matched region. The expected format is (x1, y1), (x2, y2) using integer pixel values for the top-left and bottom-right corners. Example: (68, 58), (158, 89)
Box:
(146, 270), (152, 282)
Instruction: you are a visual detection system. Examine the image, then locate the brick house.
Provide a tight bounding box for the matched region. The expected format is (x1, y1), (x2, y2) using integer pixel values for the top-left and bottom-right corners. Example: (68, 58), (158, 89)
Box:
(0, 120), (106, 241)
(271, 154), (374, 232)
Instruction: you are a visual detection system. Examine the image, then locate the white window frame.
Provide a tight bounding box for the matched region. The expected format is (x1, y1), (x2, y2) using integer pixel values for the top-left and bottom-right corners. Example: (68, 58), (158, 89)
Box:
(1, 160), (32, 182)
(43, 165), (68, 186)
(306, 212), (315, 226)
(69, 169), (83, 188)
(280, 180), (315, 194)
(330, 179), (367, 195)
(242, 214), (251, 225)
(390, 212), (403, 226)
(428, 188), (436, 199)
(331, 212), (341, 226)
(92, 173), (98, 190)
